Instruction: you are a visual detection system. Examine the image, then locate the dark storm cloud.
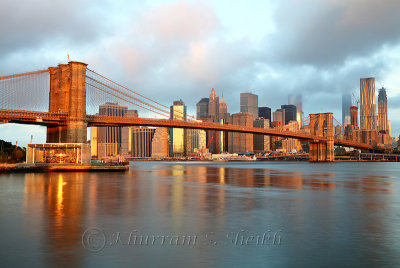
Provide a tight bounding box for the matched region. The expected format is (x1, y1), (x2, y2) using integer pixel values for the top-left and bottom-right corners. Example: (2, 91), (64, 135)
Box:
(266, 0), (400, 66)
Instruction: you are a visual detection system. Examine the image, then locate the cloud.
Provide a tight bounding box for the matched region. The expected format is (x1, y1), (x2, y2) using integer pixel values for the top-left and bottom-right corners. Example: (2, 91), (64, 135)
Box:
(266, 0), (400, 66)
(0, 0), (113, 60)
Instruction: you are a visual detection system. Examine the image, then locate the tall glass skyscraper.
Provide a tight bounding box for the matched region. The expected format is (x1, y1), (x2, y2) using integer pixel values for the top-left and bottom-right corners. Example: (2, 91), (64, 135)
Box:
(281, 104), (297, 125)
(288, 94), (302, 126)
(360, 78), (376, 130)
(378, 87), (388, 133)
(170, 100), (187, 157)
(342, 94), (352, 127)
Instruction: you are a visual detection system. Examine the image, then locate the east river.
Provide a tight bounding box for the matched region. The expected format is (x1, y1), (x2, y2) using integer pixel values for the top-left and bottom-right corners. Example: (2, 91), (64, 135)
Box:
(1, 161), (399, 267)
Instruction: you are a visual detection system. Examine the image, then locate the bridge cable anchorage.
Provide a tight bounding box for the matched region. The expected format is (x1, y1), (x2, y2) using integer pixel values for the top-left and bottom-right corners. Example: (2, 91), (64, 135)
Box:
(85, 76), (173, 117)
(86, 68), (196, 120)
(85, 82), (171, 118)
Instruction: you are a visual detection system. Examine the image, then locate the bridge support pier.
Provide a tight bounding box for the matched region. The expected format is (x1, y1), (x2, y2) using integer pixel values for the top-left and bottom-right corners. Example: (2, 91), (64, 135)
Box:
(309, 113), (334, 162)
(46, 61), (88, 143)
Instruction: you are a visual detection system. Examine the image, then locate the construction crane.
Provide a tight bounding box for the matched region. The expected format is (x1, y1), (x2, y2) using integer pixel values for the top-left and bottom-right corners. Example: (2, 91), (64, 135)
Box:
(206, 135), (215, 149)
(352, 93), (360, 107)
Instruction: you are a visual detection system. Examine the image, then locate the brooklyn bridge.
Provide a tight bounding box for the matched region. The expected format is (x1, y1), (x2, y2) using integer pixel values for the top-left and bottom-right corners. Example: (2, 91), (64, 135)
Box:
(0, 61), (374, 162)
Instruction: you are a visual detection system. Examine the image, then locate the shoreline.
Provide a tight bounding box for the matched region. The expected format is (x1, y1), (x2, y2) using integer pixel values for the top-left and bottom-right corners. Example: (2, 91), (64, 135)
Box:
(0, 163), (129, 173)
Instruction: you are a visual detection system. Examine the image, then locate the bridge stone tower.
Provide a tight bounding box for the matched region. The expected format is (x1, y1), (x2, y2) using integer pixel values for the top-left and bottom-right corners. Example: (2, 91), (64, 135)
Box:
(309, 113), (334, 162)
(46, 61), (87, 143)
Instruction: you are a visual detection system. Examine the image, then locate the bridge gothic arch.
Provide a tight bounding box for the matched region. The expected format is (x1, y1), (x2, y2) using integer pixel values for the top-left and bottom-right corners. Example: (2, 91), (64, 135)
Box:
(309, 113), (334, 162)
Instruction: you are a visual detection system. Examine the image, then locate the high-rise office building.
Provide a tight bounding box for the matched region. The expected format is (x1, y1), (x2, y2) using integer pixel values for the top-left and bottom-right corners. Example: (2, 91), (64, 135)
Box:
(281, 104), (297, 125)
(272, 109), (285, 126)
(228, 113), (253, 153)
(253, 118), (270, 153)
(151, 128), (169, 158)
(360, 78), (377, 130)
(350, 106), (358, 127)
(186, 128), (207, 155)
(170, 100), (187, 157)
(96, 102), (133, 158)
(378, 87), (388, 134)
(208, 88), (219, 121)
(121, 110), (139, 155)
(258, 107), (271, 121)
(218, 94), (228, 122)
(288, 94), (302, 126)
(240, 93), (258, 119)
(130, 128), (155, 158)
(342, 94), (352, 127)
(196, 98), (209, 120)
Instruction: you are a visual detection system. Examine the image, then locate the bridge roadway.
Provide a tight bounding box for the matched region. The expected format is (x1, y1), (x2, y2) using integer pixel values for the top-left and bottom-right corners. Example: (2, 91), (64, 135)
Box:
(87, 115), (373, 149)
(0, 110), (373, 150)
(0, 109), (67, 125)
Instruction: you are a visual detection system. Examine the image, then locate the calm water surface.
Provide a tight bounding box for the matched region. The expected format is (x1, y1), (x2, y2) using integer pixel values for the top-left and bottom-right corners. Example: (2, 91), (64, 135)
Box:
(0, 161), (400, 267)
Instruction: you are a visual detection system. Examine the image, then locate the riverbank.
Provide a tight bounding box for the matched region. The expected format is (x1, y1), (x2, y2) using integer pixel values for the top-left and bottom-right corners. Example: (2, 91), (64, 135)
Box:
(0, 163), (129, 173)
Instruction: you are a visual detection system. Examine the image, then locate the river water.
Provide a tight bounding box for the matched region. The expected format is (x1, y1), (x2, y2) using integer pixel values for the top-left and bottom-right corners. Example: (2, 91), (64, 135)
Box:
(0, 161), (399, 267)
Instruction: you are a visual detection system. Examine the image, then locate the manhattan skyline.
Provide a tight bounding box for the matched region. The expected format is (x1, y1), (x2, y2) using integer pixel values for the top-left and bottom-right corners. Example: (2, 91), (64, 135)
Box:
(1, 0), (400, 145)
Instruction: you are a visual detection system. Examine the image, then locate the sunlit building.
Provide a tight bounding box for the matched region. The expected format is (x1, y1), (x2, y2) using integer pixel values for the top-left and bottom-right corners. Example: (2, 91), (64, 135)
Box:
(378, 87), (388, 134)
(186, 128), (207, 155)
(169, 100), (187, 157)
(208, 88), (219, 121)
(281, 121), (301, 153)
(350, 106), (358, 127)
(218, 94), (228, 122)
(288, 94), (302, 126)
(93, 102), (138, 159)
(130, 128), (155, 158)
(228, 113), (253, 153)
(240, 92), (258, 119)
(151, 128), (169, 158)
(360, 78), (377, 130)
(273, 109), (285, 126)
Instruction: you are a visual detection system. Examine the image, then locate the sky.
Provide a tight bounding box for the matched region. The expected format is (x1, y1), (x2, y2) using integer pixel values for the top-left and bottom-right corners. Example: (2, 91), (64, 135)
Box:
(1, 0), (400, 146)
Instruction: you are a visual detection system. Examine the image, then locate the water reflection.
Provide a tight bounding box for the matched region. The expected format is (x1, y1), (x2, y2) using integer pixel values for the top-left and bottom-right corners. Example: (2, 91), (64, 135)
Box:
(2, 162), (396, 267)
(24, 173), (86, 267)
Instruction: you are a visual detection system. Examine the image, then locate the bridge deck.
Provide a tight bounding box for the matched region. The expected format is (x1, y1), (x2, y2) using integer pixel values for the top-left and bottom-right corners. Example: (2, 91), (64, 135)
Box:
(0, 110), (374, 150)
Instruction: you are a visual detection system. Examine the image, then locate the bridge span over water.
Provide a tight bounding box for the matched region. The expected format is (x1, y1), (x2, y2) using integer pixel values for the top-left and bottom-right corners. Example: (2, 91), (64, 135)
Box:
(0, 61), (374, 162)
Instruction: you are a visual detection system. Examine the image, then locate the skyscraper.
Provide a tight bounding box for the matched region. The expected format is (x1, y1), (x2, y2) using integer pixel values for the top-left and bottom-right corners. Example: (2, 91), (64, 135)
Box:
(208, 88), (219, 121)
(196, 98), (209, 120)
(360, 78), (377, 130)
(342, 93), (352, 127)
(288, 94), (302, 126)
(218, 94), (228, 121)
(253, 118), (270, 153)
(151, 128), (169, 158)
(170, 100), (187, 157)
(258, 107), (271, 121)
(240, 93), (258, 119)
(272, 109), (285, 126)
(96, 102), (131, 158)
(378, 87), (388, 134)
(228, 113), (253, 153)
(281, 104), (297, 125)
(350, 106), (358, 127)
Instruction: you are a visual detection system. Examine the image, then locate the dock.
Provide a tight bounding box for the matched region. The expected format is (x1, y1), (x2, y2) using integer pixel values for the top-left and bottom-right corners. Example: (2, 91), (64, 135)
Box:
(0, 163), (129, 173)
